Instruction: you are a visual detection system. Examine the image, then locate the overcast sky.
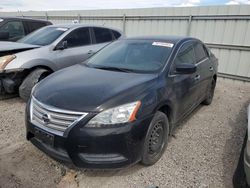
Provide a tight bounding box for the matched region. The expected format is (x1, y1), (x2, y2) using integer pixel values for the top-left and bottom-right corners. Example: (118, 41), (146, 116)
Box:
(0, 0), (250, 12)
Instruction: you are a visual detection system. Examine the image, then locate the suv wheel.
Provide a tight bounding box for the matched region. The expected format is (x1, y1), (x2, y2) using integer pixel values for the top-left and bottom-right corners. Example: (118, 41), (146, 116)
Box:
(141, 111), (169, 166)
(19, 68), (50, 102)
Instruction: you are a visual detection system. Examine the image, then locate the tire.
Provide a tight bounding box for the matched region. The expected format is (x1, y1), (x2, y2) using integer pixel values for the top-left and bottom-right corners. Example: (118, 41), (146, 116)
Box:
(141, 111), (169, 166)
(19, 68), (50, 102)
(0, 82), (18, 100)
(202, 78), (216, 105)
(0, 94), (18, 100)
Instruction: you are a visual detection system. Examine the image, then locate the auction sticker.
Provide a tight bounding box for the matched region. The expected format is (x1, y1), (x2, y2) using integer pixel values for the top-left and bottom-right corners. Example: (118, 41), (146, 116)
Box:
(152, 42), (174, 48)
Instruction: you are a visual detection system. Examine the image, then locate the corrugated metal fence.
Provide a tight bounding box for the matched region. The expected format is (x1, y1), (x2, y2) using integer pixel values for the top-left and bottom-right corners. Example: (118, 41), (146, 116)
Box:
(1, 5), (250, 81)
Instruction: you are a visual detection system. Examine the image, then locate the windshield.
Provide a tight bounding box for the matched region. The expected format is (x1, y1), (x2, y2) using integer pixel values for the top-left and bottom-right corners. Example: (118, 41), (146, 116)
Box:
(86, 40), (173, 73)
(18, 26), (68, 46)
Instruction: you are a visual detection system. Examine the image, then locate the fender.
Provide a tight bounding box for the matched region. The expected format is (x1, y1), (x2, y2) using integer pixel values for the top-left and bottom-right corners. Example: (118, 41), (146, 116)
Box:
(154, 100), (175, 123)
(4, 45), (57, 71)
(5, 58), (57, 72)
(19, 58), (57, 71)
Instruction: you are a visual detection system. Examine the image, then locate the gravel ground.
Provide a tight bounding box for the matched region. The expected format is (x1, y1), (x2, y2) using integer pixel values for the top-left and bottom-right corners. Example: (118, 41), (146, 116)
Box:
(0, 78), (249, 188)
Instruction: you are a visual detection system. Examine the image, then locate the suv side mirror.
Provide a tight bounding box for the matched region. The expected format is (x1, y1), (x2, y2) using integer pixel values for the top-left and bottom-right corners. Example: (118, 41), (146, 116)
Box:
(0, 31), (9, 40)
(55, 41), (68, 50)
(175, 63), (197, 74)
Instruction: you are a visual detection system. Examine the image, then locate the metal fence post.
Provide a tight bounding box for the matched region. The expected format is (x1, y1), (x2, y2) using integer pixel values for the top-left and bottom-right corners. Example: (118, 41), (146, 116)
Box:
(78, 14), (80, 23)
(45, 12), (48, 20)
(186, 15), (192, 36)
(19, 11), (24, 17)
(122, 14), (126, 34)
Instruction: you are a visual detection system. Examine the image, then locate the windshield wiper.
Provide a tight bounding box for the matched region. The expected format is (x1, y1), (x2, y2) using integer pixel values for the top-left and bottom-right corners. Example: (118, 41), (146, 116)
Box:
(92, 66), (134, 73)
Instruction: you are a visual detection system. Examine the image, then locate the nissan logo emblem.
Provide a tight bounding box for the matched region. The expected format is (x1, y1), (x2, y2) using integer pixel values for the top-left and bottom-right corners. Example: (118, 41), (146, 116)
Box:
(41, 114), (50, 124)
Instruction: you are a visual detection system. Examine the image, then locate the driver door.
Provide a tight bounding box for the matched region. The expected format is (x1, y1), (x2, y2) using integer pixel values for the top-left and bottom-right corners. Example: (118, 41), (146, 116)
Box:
(170, 41), (201, 119)
(53, 27), (93, 69)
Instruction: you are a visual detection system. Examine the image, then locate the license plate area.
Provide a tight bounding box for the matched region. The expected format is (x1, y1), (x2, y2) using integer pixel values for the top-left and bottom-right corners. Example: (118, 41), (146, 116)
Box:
(34, 127), (54, 147)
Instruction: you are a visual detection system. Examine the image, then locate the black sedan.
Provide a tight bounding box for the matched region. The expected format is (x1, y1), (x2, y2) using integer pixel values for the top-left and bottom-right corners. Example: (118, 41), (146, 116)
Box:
(25, 36), (218, 168)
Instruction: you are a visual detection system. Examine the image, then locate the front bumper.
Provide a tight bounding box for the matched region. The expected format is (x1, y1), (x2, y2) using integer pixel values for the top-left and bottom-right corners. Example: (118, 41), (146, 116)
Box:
(26, 104), (153, 169)
(0, 69), (26, 95)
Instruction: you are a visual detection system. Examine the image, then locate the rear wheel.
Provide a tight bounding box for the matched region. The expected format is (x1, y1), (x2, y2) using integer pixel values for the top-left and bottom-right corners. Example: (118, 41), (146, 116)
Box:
(141, 111), (169, 166)
(202, 78), (216, 105)
(19, 68), (50, 102)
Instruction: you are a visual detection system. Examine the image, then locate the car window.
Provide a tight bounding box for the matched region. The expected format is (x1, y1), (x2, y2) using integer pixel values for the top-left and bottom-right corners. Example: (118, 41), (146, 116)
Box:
(86, 40), (173, 73)
(19, 26), (68, 46)
(112, 30), (121, 39)
(26, 21), (47, 33)
(203, 45), (210, 57)
(64, 27), (91, 48)
(193, 42), (207, 63)
(93, 27), (113, 43)
(0, 21), (25, 40)
(173, 42), (196, 66)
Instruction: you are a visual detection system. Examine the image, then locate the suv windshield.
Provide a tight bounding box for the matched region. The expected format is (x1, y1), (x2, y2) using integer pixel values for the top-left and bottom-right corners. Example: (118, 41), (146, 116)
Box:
(86, 40), (173, 73)
(18, 27), (68, 46)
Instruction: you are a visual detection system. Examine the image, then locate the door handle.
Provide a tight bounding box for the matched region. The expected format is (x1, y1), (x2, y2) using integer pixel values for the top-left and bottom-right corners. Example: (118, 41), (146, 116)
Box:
(194, 75), (201, 81)
(209, 67), (214, 71)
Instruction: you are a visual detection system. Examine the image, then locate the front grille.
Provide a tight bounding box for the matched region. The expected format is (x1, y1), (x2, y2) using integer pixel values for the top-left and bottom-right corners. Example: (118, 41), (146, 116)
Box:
(30, 97), (87, 133)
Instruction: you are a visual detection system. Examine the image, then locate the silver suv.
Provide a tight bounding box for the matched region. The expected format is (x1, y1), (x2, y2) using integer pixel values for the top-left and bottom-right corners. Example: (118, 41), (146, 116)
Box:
(0, 24), (123, 100)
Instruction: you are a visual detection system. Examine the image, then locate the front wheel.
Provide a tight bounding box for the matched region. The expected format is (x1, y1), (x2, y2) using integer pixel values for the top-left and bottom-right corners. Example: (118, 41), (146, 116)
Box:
(19, 68), (50, 102)
(141, 111), (169, 166)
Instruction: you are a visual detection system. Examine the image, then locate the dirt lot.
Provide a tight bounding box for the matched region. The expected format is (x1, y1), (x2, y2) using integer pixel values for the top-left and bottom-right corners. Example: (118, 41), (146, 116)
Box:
(0, 78), (249, 188)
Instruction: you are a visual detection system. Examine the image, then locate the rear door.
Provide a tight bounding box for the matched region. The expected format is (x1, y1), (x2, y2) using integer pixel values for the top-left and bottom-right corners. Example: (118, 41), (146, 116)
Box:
(193, 42), (211, 102)
(170, 41), (201, 118)
(53, 27), (92, 69)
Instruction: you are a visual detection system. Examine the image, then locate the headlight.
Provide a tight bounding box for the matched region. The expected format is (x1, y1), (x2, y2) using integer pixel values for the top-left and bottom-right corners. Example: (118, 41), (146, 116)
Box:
(0, 55), (16, 70)
(86, 101), (141, 128)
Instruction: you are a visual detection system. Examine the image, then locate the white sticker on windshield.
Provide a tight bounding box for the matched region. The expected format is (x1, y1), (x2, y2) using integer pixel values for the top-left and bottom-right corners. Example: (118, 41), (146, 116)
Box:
(152, 42), (174, 48)
(56, 28), (68, 31)
(0, 19), (4, 22)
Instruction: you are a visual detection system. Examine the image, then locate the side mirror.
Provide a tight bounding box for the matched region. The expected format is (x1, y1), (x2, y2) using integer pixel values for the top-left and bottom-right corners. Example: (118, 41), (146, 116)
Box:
(55, 41), (68, 50)
(0, 31), (9, 40)
(175, 63), (197, 74)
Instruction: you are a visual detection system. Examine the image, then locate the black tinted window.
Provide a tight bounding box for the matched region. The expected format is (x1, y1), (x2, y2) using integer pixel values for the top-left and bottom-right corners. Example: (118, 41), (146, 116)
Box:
(0, 21), (25, 40)
(193, 42), (207, 63)
(27, 21), (47, 33)
(64, 28), (91, 48)
(112, 30), (121, 39)
(174, 42), (195, 66)
(93, 28), (113, 43)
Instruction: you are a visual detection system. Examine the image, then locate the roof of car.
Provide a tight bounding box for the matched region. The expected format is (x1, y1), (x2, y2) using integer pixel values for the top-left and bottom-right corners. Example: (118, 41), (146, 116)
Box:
(46, 24), (123, 34)
(126, 35), (196, 44)
(47, 24), (122, 31)
(0, 17), (51, 23)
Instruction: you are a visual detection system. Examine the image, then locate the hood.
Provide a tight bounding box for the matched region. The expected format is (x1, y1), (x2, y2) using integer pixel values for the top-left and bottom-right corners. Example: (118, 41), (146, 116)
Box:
(33, 64), (158, 112)
(0, 41), (40, 55)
